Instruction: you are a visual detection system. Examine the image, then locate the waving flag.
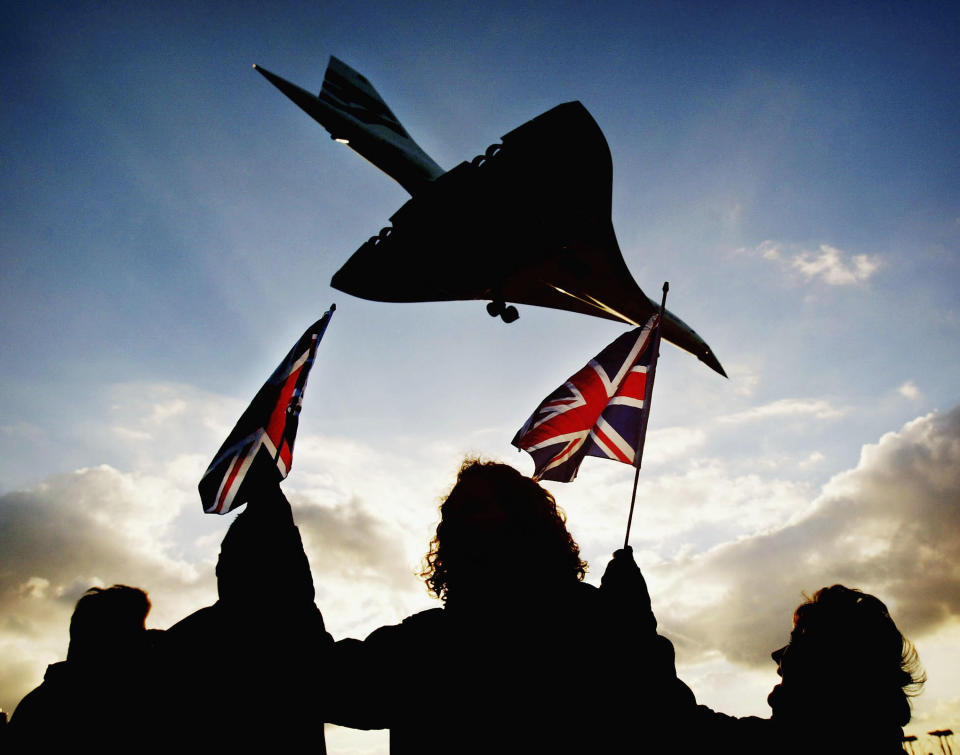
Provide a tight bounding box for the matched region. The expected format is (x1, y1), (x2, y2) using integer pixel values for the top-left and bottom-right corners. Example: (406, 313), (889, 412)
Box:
(512, 314), (661, 482)
(199, 305), (335, 514)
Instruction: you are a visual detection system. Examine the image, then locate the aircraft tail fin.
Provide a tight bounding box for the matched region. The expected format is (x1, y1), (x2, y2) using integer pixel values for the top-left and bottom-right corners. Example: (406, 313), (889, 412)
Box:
(255, 58), (443, 194)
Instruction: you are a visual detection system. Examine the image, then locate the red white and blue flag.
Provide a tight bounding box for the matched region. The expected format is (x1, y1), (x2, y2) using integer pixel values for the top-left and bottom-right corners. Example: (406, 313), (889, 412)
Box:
(512, 314), (662, 482)
(199, 305), (335, 514)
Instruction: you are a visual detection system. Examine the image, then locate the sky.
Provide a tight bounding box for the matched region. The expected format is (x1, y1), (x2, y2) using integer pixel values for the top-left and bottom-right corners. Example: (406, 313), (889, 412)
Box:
(1, 0), (958, 751)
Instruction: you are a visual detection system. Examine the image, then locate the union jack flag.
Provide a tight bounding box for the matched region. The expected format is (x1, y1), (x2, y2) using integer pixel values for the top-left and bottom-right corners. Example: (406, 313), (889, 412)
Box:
(512, 314), (661, 482)
(199, 305), (335, 514)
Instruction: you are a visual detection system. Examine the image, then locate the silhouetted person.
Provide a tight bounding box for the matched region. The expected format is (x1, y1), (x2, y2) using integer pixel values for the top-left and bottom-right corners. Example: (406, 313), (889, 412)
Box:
(161, 480), (327, 753)
(684, 584), (925, 754)
(770, 585), (923, 752)
(9, 585), (162, 752)
(316, 460), (695, 753)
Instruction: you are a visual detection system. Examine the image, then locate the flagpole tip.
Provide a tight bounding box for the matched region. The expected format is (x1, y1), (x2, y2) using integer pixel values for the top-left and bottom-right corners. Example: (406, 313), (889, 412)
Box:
(663, 281), (669, 293)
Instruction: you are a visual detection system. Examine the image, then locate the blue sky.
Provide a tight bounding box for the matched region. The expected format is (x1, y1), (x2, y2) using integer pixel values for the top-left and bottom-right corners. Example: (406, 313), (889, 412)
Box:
(2, 1), (958, 751)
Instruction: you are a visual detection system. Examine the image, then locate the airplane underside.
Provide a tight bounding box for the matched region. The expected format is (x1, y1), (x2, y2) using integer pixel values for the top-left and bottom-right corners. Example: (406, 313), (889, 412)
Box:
(255, 58), (726, 377)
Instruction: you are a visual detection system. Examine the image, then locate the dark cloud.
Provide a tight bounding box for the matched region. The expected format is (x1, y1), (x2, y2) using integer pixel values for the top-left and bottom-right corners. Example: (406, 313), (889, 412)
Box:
(658, 405), (960, 667)
(0, 457), (423, 715)
(0, 658), (42, 716)
(0, 466), (212, 712)
(0, 466), (205, 594)
(291, 495), (417, 591)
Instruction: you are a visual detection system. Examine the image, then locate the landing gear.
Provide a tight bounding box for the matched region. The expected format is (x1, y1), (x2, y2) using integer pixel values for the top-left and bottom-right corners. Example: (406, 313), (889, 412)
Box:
(486, 300), (519, 323)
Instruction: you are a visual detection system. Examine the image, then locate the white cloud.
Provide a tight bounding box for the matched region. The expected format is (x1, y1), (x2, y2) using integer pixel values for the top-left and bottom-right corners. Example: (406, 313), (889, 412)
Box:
(742, 240), (881, 286)
(655, 406), (960, 673)
(103, 382), (245, 470)
(718, 398), (845, 424)
(673, 651), (779, 719)
(898, 619), (960, 742)
(899, 380), (921, 400)
(757, 240), (782, 260)
(111, 425), (153, 441)
(732, 369), (762, 397)
(551, 457), (814, 569)
(643, 426), (708, 466)
(710, 363), (761, 397)
(148, 398), (188, 424)
(798, 450), (825, 468)
(791, 244), (880, 285)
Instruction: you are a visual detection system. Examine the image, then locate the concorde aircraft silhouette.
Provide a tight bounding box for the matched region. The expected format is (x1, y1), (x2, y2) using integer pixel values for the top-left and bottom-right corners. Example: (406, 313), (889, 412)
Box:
(254, 57), (726, 376)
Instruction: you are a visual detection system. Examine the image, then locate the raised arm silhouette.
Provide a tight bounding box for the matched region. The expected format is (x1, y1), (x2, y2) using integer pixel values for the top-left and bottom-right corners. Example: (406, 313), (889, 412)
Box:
(161, 481), (327, 753)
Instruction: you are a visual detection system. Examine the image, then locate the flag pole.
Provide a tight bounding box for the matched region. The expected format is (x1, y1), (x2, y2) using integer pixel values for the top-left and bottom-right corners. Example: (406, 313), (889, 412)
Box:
(624, 282), (668, 549)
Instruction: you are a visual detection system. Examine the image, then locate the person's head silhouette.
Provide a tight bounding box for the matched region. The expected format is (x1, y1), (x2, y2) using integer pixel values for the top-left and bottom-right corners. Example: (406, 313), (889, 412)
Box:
(768, 585), (924, 728)
(66, 585), (150, 665)
(421, 460), (586, 605)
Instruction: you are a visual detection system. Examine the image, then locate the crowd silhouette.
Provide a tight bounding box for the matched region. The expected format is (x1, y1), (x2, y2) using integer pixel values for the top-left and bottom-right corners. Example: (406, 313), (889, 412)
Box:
(8, 460), (925, 753)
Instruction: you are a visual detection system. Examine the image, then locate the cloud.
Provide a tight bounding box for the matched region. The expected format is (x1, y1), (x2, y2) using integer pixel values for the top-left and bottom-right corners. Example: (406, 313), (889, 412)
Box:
(741, 240), (880, 286)
(0, 379), (452, 712)
(0, 465), (216, 712)
(791, 245), (880, 285)
(899, 380), (921, 400)
(643, 426), (708, 466)
(798, 451), (825, 469)
(752, 240), (783, 261)
(902, 620), (960, 735)
(0, 453), (430, 714)
(725, 364), (762, 397)
(0, 422), (46, 444)
(291, 495), (416, 590)
(112, 426), (153, 441)
(0, 466), (201, 601)
(656, 406), (960, 669)
(288, 479), (436, 639)
(718, 398), (845, 424)
(552, 456), (815, 570)
(4, 381), (957, 736)
(103, 382), (245, 466)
